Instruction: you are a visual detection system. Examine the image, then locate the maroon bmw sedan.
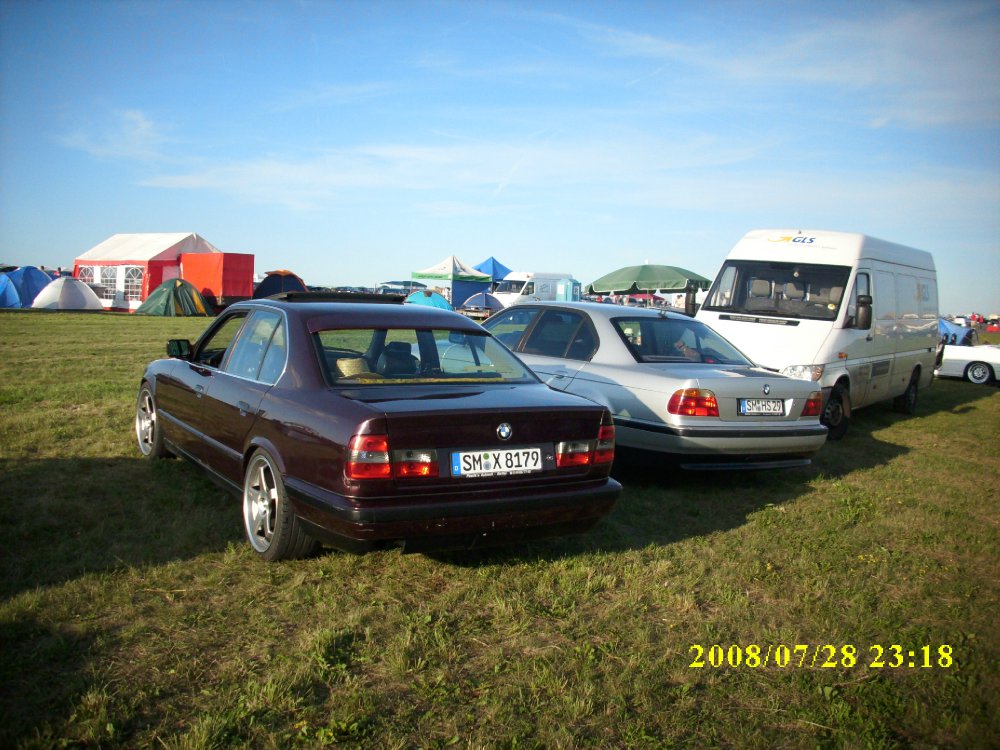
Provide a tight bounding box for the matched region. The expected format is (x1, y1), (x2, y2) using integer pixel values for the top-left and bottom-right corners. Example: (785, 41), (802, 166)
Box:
(135, 293), (621, 560)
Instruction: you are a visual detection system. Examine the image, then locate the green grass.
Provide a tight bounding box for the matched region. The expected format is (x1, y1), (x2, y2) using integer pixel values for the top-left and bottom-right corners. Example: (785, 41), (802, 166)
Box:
(2, 310), (999, 748)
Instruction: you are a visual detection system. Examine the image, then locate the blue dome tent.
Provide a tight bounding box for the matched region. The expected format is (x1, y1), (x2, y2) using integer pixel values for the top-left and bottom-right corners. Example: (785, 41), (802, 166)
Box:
(3, 266), (53, 308)
(404, 290), (453, 310)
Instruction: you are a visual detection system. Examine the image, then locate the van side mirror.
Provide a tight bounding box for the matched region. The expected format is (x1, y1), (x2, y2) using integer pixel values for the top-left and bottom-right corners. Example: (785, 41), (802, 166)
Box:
(855, 294), (872, 330)
(167, 339), (193, 359)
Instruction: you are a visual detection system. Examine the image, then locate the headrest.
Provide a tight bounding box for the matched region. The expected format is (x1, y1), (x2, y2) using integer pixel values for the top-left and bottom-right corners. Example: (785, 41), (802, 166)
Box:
(784, 281), (805, 300)
(750, 279), (771, 297)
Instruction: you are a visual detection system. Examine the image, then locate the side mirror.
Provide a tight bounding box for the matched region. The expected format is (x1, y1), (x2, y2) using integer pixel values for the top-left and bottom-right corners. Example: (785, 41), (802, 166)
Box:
(167, 339), (193, 359)
(855, 294), (873, 330)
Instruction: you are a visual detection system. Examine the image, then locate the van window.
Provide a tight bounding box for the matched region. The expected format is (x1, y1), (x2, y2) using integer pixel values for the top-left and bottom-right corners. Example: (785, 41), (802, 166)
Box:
(846, 272), (870, 326)
(702, 261), (851, 320)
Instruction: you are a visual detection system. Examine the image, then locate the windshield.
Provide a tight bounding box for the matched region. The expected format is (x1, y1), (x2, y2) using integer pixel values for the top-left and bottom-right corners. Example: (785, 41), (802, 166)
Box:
(613, 316), (753, 366)
(703, 261), (851, 320)
(315, 328), (536, 385)
(493, 279), (526, 295)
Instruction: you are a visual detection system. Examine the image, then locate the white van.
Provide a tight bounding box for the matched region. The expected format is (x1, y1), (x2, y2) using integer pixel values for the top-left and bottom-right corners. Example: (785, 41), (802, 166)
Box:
(697, 229), (938, 439)
(492, 272), (581, 307)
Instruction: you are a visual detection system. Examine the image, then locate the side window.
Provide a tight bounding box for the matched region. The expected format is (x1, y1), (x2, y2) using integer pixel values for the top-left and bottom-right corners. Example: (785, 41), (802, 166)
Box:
(195, 313), (249, 368)
(565, 323), (597, 360)
(257, 319), (287, 384)
(706, 265), (737, 308)
(224, 311), (281, 380)
(846, 273), (870, 326)
(482, 307), (540, 349)
(522, 310), (586, 358)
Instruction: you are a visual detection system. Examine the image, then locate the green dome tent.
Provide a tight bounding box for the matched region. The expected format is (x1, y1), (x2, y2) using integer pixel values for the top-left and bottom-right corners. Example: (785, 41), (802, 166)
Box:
(135, 278), (211, 316)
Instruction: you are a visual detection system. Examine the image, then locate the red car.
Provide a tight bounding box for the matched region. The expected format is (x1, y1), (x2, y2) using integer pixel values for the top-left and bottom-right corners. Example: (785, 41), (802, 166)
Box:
(135, 294), (620, 560)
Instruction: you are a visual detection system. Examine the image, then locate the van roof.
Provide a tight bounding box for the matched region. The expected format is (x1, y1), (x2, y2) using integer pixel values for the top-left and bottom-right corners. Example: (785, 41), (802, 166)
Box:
(729, 229), (936, 272)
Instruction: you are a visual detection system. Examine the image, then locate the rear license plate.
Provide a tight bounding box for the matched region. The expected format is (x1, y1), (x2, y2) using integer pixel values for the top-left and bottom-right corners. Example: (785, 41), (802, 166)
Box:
(451, 447), (542, 478)
(739, 398), (785, 416)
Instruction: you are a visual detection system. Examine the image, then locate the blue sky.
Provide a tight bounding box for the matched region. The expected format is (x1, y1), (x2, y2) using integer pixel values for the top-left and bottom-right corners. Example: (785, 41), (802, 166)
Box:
(1, 0), (998, 314)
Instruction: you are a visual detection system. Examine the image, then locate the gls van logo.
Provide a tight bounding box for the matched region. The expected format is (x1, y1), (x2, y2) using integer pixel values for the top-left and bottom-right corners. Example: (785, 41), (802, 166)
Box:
(768, 235), (816, 244)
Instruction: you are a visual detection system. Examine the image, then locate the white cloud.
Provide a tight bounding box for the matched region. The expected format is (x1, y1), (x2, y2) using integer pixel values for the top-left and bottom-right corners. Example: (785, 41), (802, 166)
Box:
(60, 110), (170, 161)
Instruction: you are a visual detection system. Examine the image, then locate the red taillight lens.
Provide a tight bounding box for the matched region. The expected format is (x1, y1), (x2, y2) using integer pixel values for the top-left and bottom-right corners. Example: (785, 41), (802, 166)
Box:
(346, 434), (391, 479)
(594, 424), (615, 464)
(394, 450), (439, 478)
(667, 388), (719, 417)
(801, 391), (823, 417)
(556, 440), (593, 468)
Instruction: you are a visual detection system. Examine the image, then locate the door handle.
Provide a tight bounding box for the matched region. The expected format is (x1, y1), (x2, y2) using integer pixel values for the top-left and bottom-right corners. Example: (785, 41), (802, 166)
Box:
(194, 384), (205, 397)
(238, 401), (255, 417)
(865, 335), (874, 342)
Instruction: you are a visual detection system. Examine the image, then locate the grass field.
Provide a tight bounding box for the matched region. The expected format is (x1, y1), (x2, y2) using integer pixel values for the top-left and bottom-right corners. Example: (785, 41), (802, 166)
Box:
(1, 310), (998, 749)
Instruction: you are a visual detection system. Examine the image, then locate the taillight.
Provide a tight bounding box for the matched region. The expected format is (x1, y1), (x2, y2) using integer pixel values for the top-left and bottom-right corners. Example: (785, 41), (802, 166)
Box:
(667, 388), (719, 417)
(347, 435), (439, 479)
(558, 420), (616, 468)
(594, 424), (615, 464)
(556, 440), (593, 467)
(347, 434), (391, 479)
(394, 450), (439, 478)
(801, 391), (823, 417)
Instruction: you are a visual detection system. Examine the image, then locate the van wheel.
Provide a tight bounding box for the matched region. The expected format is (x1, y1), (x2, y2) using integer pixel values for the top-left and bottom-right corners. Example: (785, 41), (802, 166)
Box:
(893, 371), (919, 414)
(822, 382), (851, 441)
(965, 361), (994, 385)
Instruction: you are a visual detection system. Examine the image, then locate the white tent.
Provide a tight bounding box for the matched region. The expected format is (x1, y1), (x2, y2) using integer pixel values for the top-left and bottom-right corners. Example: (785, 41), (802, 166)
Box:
(412, 255), (492, 282)
(31, 276), (104, 310)
(73, 232), (222, 311)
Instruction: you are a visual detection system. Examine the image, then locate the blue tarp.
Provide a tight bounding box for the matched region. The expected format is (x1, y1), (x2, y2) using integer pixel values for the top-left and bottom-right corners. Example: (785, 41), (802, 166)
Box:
(3, 266), (52, 308)
(938, 318), (976, 346)
(474, 256), (512, 281)
(405, 290), (453, 310)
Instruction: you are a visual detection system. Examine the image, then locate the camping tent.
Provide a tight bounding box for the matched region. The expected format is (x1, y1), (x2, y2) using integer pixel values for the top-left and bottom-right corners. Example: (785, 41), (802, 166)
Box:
(1, 266), (53, 308)
(74, 233), (223, 311)
(253, 269), (307, 298)
(413, 255), (491, 307)
(135, 278), (211, 316)
(404, 290), (453, 310)
(0, 274), (22, 308)
(31, 277), (104, 310)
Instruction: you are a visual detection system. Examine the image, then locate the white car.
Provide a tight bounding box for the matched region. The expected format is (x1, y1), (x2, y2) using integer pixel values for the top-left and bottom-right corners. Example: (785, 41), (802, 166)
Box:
(935, 344), (1000, 385)
(483, 301), (828, 469)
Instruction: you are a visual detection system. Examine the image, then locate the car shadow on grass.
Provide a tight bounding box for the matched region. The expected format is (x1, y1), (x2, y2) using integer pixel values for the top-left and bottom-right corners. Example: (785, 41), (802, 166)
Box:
(1, 456), (242, 600)
(432, 391), (962, 567)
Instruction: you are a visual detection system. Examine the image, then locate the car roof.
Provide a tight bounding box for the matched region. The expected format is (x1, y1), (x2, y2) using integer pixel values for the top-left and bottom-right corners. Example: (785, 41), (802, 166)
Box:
(228, 297), (485, 331)
(509, 300), (690, 322)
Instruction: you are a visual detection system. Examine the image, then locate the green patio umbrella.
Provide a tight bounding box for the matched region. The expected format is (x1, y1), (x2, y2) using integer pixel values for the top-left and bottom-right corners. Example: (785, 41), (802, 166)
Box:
(586, 264), (711, 295)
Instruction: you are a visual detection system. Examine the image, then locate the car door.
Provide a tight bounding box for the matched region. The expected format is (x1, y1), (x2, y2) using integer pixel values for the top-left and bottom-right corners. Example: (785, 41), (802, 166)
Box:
(516, 309), (596, 390)
(155, 311), (250, 463)
(198, 309), (286, 485)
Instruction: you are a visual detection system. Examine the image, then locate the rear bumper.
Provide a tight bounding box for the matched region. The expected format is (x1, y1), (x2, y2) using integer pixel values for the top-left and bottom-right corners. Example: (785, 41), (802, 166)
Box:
(284, 475), (622, 553)
(615, 418), (828, 463)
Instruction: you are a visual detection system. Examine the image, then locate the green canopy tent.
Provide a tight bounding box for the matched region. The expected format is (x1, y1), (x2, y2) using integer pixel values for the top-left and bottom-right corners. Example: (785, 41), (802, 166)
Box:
(587, 264), (711, 315)
(586, 264), (711, 295)
(135, 278), (211, 316)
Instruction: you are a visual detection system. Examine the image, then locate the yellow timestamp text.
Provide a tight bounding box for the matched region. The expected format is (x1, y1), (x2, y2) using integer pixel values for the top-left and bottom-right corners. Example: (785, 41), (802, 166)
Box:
(688, 644), (954, 669)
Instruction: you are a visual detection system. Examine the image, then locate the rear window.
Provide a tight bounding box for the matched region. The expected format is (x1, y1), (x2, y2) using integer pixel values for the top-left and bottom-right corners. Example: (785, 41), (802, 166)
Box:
(613, 317), (752, 366)
(315, 328), (537, 385)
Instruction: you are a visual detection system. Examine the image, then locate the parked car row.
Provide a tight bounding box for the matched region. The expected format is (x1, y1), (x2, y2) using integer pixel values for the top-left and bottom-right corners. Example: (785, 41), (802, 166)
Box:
(134, 292), (890, 561)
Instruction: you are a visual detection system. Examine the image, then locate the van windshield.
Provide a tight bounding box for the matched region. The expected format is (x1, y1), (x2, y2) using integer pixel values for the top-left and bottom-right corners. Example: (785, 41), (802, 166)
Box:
(703, 261), (852, 320)
(493, 279), (526, 294)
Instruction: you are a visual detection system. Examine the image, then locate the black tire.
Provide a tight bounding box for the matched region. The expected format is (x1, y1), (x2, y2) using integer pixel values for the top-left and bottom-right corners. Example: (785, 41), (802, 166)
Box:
(893, 370), (919, 414)
(242, 449), (320, 561)
(965, 361), (994, 385)
(822, 382), (851, 441)
(135, 383), (170, 459)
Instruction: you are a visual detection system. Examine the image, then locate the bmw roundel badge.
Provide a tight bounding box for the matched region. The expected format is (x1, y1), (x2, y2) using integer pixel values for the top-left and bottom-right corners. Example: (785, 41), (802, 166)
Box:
(762, 384), (771, 395)
(497, 422), (512, 440)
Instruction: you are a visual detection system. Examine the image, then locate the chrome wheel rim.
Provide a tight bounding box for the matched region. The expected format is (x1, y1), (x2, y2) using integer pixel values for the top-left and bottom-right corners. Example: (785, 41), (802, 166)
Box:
(136, 389), (156, 456)
(244, 456), (278, 553)
(969, 363), (989, 384)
